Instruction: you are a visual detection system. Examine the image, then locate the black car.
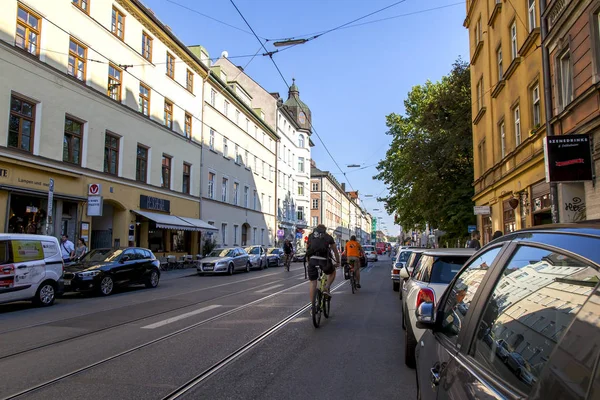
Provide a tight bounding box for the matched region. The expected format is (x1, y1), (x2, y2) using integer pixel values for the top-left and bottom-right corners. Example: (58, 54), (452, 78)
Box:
(267, 248), (284, 267)
(414, 224), (600, 400)
(62, 247), (160, 296)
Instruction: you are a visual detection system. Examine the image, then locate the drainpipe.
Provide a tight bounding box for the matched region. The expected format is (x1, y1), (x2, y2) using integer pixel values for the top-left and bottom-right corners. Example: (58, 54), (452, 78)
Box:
(540, 0), (560, 223)
(199, 69), (211, 245)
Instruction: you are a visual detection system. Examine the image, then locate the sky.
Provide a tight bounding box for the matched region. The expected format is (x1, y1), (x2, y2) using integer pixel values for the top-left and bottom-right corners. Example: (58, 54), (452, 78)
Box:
(140, 0), (469, 237)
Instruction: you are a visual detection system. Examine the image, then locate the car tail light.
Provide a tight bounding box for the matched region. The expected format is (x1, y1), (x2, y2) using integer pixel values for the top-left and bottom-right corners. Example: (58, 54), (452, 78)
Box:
(416, 288), (435, 308)
(392, 269), (399, 275)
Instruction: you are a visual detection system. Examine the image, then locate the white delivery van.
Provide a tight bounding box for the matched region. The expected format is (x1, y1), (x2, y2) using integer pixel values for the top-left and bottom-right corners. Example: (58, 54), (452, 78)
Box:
(0, 234), (63, 306)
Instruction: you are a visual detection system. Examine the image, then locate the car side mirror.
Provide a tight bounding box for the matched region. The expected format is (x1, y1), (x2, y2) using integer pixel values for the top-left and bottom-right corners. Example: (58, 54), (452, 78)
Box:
(121, 256), (130, 263)
(399, 268), (409, 279)
(415, 302), (436, 330)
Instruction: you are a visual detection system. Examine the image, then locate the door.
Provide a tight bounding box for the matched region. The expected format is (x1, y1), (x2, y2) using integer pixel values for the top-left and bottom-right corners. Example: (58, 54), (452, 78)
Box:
(11, 240), (46, 298)
(112, 249), (138, 284)
(133, 249), (151, 282)
(417, 247), (503, 400)
(235, 249), (245, 270)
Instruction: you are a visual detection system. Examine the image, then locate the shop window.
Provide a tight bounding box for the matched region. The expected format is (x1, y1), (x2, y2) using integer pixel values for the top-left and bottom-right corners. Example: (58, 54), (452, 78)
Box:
(8, 95), (35, 153)
(171, 231), (189, 253)
(16, 6), (41, 56)
(136, 145), (148, 183)
(63, 116), (83, 165)
(182, 163), (191, 194)
(504, 200), (516, 233)
(161, 155), (171, 189)
(104, 133), (119, 175)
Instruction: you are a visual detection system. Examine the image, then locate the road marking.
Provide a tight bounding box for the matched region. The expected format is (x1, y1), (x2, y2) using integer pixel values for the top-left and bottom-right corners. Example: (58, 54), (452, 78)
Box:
(141, 305), (222, 329)
(255, 284), (284, 293)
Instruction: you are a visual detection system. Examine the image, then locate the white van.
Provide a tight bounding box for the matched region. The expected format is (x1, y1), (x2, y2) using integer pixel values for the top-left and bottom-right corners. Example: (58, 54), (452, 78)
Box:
(0, 234), (63, 306)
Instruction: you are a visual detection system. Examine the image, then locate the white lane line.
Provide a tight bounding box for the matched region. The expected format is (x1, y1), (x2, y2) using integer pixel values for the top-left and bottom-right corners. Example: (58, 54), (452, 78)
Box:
(141, 305), (222, 329)
(255, 284), (284, 294)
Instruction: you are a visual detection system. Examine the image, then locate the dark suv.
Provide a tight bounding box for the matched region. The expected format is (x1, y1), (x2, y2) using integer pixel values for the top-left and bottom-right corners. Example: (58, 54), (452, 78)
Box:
(414, 225), (600, 400)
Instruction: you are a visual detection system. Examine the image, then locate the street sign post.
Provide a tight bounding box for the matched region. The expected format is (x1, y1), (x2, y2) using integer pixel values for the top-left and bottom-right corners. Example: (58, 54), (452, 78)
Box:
(45, 178), (54, 235)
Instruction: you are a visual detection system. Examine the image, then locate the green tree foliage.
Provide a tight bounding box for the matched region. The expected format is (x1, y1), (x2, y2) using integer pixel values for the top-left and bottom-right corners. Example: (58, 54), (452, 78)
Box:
(374, 60), (475, 241)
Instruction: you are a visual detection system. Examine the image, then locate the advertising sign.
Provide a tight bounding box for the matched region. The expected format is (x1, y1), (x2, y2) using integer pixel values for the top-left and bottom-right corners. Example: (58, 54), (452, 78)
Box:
(474, 206), (491, 215)
(140, 195), (170, 213)
(11, 240), (43, 262)
(544, 134), (593, 182)
(277, 229), (285, 238)
(80, 222), (90, 243)
(87, 196), (103, 216)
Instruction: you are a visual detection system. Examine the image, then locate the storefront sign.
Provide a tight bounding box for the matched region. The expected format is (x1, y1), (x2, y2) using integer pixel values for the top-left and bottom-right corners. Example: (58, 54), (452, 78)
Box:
(80, 222), (89, 243)
(46, 179), (54, 235)
(88, 183), (102, 195)
(87, 196), (103, 216)
(544, 134), (593, 182)
(0, 168), (9, 178)
(474, 205), (491, 215)
(140, 195), (170, 213)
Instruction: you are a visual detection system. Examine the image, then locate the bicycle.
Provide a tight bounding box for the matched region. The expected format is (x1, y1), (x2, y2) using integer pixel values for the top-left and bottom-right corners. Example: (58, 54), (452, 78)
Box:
(347, 259), (358, 294)
(312, 267), (331, 328)
(284, 253), (292, 271)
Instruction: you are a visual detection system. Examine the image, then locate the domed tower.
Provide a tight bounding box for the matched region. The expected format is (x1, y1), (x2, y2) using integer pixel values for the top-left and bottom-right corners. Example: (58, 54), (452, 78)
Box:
(283, 79), (311, 132)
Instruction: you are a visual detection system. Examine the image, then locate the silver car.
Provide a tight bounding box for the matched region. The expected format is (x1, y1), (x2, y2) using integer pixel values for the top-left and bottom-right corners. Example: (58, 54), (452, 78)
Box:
(245, 245), (268, 270)
(391, 248), (415, 291)
(363, 245), (378, 262)
(401, 248), (475, 367)
(197, 247), (251, 275)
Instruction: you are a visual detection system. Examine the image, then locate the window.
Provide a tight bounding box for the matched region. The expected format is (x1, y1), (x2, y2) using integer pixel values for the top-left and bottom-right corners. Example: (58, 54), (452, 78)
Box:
(298, 134), (305, 147)
(104, 133), (119, 175)
(298, 157), (305, 173)
(312, 182), (319, 191)
(63, 117), (83, 165)
(139, 83), (150, 116)
(245, 119), (249, 132)
(312, 199), (319, 209)
(254, 156), (257, 171)
(476, 77), (484, 111)
(182, 163), (191, 194)
(500, 122), (506, 158)
(8, 95), (35, 153)
(223, 138), (228, 158)
(261, 229), (265, 245)
(244, 150), (249, 167)
(262, 161), (266, 178)
(437, 247), (502, 345)
(298, 183), (304, 196)
(186, 69), (193, 92)
(233, 225), (238, 245)
(514, 106), (521, 146)
(68, 39), (86, 81)
(142, 32), (152, 61)
(261, 193), (265, 211)
(233, 182), (239, 205)
(297, 206), (304, 221)
(136, 146), (148, 183)
(497, 46), (503, 81)
(253, 190), (257, 210)
(475, 16), (482, 44)
(224, 100), (229, 116)
(235, 145), (240, 164)
(532, 84), (540, 128)
(210, 89), (216, 106)
(209, 129), (215, 150)
(478, 139), (487, 174)
(221, 223), (227, 245)
(16, 6), (41, 56)
(510, 22), (518, 60)
(161, 155), (171, 189)
(244, 186), (249, 207)
(184, 113), (192, 138)
(253, 227), (257, 244)
(528, 0), (536, 32)
(166, 52), (175, 79)
(111, 7), (125, 40)
(235, 110), (240, 125)
(164, 100), (173, 130)
(208, 172), (215, 199)
(107, 64), (122, 101)
(72, 0), (89, 13)
(312, 216), (318, 226)
(559, 51), (573, 108)
(222, 178), (228, 202)
(471, 246), (598, 395)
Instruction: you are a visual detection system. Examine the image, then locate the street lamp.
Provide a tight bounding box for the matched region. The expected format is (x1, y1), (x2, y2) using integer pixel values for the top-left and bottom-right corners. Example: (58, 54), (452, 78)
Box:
(273, 38), (309, 47)
(347, 164), (361, 168)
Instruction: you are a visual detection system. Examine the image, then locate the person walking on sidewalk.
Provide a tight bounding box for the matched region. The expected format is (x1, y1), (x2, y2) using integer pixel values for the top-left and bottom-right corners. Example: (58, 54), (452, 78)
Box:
(345, 235), (363, 288)
(306, 224), (340, 302)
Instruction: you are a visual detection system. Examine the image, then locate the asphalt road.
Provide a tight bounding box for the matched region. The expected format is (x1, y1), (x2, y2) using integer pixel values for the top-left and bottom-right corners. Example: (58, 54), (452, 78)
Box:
(0, 255), (416, 400)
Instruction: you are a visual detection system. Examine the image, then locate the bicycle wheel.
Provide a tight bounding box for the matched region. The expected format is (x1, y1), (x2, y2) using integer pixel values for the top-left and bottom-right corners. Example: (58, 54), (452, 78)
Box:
(323, 295), (331, 318)
(312, 289), (322, 328)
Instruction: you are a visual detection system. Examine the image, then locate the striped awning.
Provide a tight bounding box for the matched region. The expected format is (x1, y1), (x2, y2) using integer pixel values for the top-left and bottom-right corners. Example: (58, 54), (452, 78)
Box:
(132, 210), (217, 232)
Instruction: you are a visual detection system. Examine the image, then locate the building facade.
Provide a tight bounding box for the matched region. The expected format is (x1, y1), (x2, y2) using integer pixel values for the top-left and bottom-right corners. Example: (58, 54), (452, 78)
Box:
(0, 0), (222, 254)
(541, 0), (600, 221)
(465, 0), (551, 245)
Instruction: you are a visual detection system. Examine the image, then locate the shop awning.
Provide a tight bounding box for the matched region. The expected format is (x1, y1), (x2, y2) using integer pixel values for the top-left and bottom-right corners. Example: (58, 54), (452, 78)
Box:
(177, 217), (219, 232)
(132, 210), (211, 232)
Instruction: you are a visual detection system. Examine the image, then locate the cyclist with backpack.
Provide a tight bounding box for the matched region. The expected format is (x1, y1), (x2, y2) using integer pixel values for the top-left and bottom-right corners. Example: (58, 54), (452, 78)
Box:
(306, 224), (340, 302)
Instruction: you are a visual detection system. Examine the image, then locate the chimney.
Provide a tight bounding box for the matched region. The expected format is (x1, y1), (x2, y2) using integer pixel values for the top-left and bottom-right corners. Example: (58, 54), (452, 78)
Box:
(341, 183), (346, 191)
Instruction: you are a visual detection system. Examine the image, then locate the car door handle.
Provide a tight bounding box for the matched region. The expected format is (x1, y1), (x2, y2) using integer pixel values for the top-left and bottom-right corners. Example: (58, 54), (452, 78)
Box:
(430, 368), (441, 387)
(16, 265), (27, 269)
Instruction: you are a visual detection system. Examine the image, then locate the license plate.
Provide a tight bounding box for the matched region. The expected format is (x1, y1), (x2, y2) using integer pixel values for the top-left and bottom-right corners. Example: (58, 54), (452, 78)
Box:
(204, 266), (214, 271)
(63, 279), (71, 286)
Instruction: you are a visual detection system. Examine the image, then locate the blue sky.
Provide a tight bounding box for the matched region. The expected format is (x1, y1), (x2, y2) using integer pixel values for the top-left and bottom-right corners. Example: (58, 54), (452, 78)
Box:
(141, 0), (469, 236)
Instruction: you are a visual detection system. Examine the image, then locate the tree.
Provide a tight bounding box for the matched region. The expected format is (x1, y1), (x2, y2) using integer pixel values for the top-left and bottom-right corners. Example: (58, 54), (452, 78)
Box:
(374, 60), (475, 242)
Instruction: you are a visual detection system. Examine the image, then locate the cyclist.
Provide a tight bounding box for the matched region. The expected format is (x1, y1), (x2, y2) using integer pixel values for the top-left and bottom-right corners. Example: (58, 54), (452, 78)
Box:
(345, 235), (363, 288)
(283, 238), (293, 269)
(306, 224), (340, 302)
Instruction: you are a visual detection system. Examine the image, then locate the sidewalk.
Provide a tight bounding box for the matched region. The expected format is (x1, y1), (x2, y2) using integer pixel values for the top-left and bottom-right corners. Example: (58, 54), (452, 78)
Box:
(160, 267), (197, 281)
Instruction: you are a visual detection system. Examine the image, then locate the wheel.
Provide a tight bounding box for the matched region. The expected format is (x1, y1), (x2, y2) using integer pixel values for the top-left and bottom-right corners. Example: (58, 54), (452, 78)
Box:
(245, 262), (251, 273)
(145, 269), (160, 288)
(405, 324), (417, 368)
(393, 281), (400, 292)
(323, 296), (331, 318)
(350, 274), (355, 294)
(312, 290), (322, 328)
(98, 276), (114, 296)
(33, 281), (56, 307)
(402, 305), (406, 330)
(228, 263), (234, 275)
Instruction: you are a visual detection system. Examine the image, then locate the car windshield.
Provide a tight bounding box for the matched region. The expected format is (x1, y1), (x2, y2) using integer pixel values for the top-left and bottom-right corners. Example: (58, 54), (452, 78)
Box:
(430, 256), (470, 284)
(245, 247), (260, 255)
(268, 249), (279, 254)
(209, 249), (235, 258)
(79, 249), (123, 262)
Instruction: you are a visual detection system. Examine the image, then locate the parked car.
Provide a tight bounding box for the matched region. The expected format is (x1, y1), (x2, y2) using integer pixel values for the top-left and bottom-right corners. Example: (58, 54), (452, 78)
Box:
(414, 224), (600, 400)
(363, 245), (378, 262)
(62, 247), (160, 296)
(197, 247), (251, 275)
(267, 248), (284, 267)
(401, 248), (475, 367)
(244, 245), (267, 270)
(293, 250), (306, 262)
(391, 248), (414, 291)
(399, 248), (426, 300)
(0, 234), (63, 307)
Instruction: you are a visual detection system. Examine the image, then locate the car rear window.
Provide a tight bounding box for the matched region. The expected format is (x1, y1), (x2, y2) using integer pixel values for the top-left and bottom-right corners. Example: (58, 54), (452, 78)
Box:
(397, 251), (411, 262)
(430, 256), (470, 284)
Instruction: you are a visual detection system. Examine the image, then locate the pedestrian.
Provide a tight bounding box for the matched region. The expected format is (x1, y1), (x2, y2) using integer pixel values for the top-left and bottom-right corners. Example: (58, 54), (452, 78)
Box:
(466, 230), (481, 250)
(60, 234), (75, 262)
(74, 238), (88, 260)
(492, 230), (503, 240)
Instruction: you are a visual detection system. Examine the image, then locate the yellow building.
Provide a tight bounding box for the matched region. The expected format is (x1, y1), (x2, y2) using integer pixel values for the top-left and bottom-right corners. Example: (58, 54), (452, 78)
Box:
(465, 0), (551, 244)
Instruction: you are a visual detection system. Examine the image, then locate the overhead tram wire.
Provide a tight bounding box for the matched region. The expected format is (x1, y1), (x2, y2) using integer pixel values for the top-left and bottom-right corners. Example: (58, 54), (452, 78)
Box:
(229, 0), (359, 192)
(232, 45), (264, 81)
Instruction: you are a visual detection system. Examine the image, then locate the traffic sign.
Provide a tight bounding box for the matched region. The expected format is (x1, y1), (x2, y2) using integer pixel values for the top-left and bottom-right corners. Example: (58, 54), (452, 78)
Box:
(88, 183), (102, 195)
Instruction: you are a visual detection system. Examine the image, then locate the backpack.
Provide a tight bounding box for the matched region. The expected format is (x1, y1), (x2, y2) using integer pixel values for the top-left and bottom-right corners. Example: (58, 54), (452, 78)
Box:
(307, 229), (330, 258)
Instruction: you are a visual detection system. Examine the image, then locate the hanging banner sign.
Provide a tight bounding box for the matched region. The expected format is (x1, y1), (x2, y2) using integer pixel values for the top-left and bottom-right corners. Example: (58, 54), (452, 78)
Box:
(544, 134), (593, 182)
